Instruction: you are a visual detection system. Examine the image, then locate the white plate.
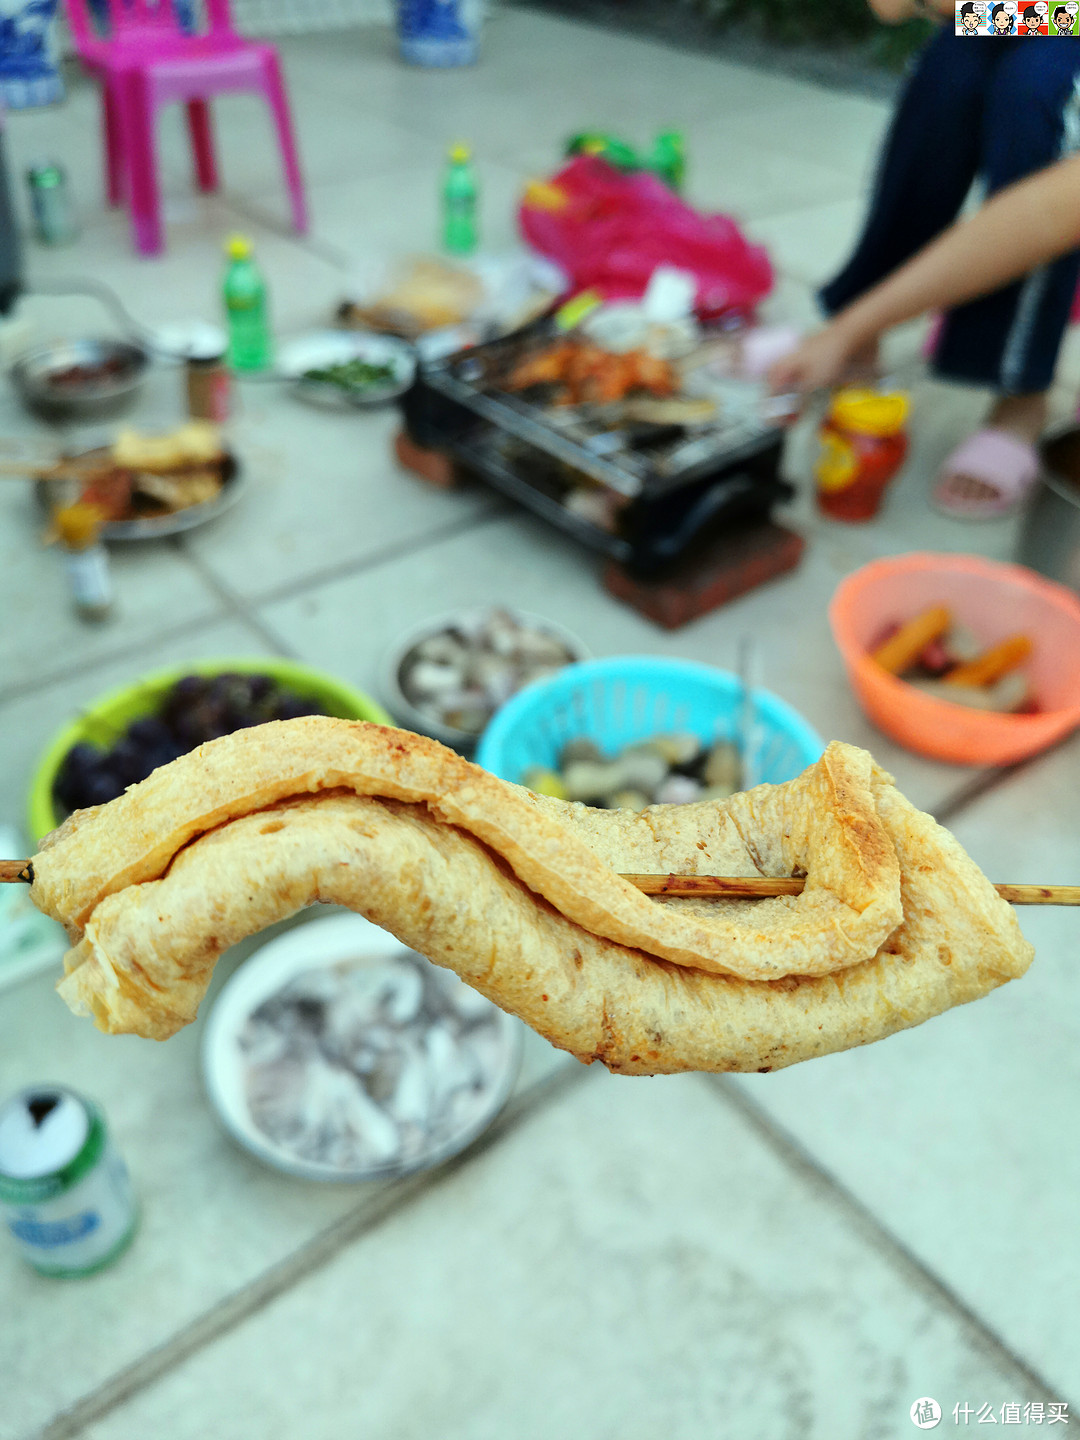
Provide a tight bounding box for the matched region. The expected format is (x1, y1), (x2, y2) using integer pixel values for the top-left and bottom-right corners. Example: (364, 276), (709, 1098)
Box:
(277, 332), (416, 407)
(202, 912), (522, 1181)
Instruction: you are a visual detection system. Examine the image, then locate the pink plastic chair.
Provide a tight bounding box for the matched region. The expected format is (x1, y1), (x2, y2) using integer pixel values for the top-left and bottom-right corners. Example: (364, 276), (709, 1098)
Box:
(64, 0), (309, 255)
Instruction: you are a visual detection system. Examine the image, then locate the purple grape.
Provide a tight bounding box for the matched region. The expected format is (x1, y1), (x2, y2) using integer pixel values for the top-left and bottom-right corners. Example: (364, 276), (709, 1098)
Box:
(143, 738), (182, 771)
(82, 768), (125, 806)
(59, 742), (101, 778)
(164, 674), (207, 713)
(54, 744), (103, 813)
(109, 737), (153, 786)
(127, 716), (173, 748)
(274, 696), (319, 721)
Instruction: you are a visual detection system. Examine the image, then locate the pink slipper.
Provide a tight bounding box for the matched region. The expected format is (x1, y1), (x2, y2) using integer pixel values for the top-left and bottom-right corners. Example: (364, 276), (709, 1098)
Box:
(932, 428), (1040, 519)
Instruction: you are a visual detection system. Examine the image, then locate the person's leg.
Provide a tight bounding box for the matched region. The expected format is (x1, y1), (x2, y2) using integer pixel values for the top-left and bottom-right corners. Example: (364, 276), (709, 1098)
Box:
(820, 29), (995, 317)
(934, 40), (1080, 394)
(934, 40), (1080, 505)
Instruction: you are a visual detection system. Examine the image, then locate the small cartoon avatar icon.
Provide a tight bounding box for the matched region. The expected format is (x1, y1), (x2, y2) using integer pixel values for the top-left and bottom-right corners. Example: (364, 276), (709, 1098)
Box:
(1052, 2), (1073, 28)
(1022, 3), (1042, 28)
(959, 1), (981, 31)
(991, 1), (1014, 30)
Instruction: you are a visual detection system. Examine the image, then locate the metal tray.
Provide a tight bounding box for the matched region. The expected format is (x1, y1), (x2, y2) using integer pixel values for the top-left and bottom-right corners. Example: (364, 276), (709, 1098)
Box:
(37, 448), (245, 540)
(421, 321), (782, 502)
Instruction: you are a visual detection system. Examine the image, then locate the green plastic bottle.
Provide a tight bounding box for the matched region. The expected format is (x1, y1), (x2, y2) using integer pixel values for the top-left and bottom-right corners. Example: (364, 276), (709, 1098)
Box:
(223, 234), (272, 372)
(650, 131), (687, 193)
(565, 132), (640, 171)
(442, 144), (478, 256)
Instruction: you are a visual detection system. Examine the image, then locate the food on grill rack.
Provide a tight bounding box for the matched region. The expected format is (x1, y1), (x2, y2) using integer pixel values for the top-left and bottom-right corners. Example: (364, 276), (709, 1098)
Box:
(31, 721), (1032, 1074)
(505, 341), (678, 407)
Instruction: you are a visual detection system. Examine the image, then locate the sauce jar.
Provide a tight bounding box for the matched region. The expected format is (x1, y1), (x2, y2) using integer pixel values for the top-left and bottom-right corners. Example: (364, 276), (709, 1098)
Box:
(185, 338), (231, 423)
(815, 388), (909, 522)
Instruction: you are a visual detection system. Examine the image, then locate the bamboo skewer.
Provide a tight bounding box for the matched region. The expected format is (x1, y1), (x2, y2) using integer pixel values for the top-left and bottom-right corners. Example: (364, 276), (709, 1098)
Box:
(0, 859), (1075, 905)
(0, 459), (102, 485)
(621, 874), (1080, 905)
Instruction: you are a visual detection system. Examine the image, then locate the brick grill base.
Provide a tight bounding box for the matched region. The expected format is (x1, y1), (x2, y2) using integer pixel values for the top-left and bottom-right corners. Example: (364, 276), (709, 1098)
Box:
(603, 521), (805, 629)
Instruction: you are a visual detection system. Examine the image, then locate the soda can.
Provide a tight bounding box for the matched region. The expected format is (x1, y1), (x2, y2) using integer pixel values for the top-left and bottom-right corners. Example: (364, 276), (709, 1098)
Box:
(26, 163), (79, 246)
(0, 1086), (137, 1277)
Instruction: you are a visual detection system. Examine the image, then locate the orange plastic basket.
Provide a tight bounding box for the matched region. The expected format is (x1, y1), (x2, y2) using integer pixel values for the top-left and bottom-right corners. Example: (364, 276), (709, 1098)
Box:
(829, 552), (1080, 766)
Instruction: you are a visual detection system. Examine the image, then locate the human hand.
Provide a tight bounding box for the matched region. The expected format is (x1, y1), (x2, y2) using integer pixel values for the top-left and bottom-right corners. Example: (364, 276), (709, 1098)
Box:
(767, 323), (862, 394)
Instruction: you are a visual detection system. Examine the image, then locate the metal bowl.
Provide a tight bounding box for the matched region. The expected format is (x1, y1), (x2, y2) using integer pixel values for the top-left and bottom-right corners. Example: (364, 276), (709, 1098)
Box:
(380, 606), (588, 752)
(12, 338), (149, 425)
(1020, 428), (1080, 596)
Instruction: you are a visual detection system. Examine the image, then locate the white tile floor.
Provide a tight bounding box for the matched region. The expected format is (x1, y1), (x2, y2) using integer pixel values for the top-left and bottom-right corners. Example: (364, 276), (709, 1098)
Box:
(0, 10), (1078, 1439)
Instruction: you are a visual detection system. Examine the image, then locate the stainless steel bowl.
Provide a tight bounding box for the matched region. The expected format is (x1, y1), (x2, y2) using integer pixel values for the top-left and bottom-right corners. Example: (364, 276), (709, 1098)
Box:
(11, 338), (149, 425)
(380, 607), (589, 752)
(1020, 428), (1080, 595)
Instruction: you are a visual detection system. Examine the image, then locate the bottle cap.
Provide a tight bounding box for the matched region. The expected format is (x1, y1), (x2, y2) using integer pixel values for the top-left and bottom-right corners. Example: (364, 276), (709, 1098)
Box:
(226, 234), (253, 260)
(53, 502), (106, 551)
(829, 387), (909, 437)
(449, 143), (471, 164)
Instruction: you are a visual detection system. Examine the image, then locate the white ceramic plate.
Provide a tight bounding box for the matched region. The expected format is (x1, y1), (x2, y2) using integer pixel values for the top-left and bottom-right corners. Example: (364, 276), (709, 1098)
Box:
(277, 332), (416, 408)
(202, 912), (522, 1181)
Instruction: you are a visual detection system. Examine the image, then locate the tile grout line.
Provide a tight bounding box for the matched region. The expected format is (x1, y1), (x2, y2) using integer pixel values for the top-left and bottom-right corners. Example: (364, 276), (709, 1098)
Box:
(0, 509), (505, 711)
(0, 611), (237, 710)
(34, 1059), (587, 1440)
(229, 503), (509, 613)
(930, 726), (1079, 828)
(704, 1073), (1073, 1409)
(171, 538), (300, 660)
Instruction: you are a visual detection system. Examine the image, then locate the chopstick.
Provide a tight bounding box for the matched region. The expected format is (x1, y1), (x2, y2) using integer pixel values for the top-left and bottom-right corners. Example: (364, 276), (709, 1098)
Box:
(1, 857), (1076, 905)
(622, 874), (1080, 905)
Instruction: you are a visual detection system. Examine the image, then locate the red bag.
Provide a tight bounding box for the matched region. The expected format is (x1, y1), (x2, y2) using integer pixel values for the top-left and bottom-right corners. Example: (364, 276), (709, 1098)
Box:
(519, 156), (773, 319)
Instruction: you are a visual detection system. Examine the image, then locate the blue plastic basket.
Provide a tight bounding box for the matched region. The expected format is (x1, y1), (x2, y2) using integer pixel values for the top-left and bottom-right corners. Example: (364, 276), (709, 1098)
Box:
(476, 656), (824, 788)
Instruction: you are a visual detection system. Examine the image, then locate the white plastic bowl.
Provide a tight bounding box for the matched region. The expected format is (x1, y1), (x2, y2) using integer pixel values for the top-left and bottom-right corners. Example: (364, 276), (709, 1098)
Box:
(202, 912), (522, 1182)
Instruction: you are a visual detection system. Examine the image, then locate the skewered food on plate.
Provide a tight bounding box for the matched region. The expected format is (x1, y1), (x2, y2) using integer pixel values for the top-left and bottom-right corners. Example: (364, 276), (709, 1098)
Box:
(47, 422), (228, 525)
(29, 721), (1032, 1073)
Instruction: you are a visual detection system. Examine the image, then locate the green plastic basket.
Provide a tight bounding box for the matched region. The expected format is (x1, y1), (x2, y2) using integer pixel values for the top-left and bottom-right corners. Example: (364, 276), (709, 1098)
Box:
(27, 657), (392, 843)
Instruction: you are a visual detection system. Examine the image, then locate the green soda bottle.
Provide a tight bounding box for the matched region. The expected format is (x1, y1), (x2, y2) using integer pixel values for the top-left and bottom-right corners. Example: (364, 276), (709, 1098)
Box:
(650, 131), (687, 193)
(442, 144), (478, 256)
(223, 234), (272, 372)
